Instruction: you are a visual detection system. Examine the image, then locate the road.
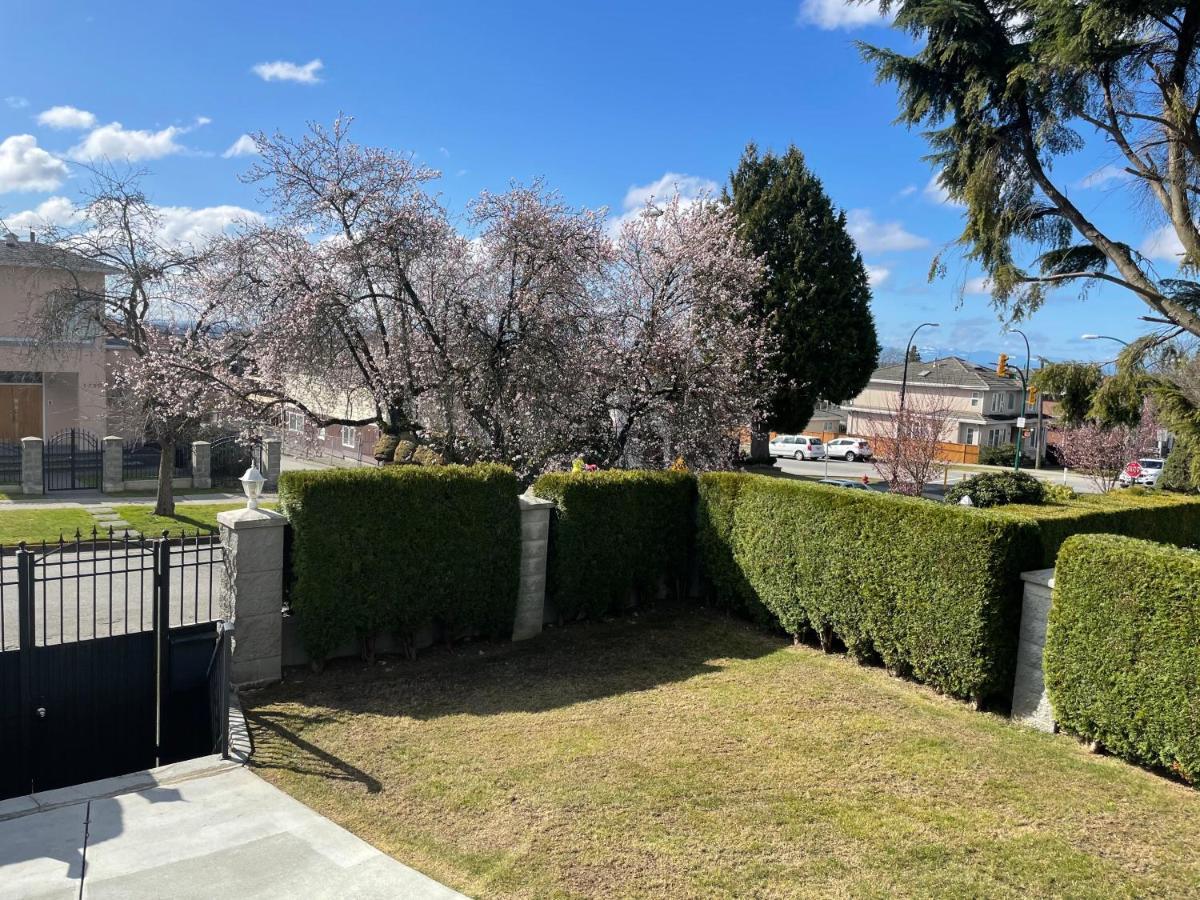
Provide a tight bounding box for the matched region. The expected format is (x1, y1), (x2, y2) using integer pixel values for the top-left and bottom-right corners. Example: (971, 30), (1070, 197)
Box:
(767, 455), (1101, 494)
(0, 543), (225, 651)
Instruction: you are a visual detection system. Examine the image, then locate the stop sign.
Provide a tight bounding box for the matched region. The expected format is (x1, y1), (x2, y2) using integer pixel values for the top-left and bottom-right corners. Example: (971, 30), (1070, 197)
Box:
(1125, 460), (1143, 480)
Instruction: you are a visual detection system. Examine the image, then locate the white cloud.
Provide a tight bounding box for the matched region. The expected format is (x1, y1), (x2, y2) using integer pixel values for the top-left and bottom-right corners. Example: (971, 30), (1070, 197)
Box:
(866, 265), (890, 287)
(846, 208), (929, 253)
(796, 0), (892, 30)
(1140, 225), (1184, 262)
(252, 59), (323, 84)
(923, 170), (964, 208)
(0, 134), (68, 193)
(896, 185), (918, 199)
(964, 276), (992, 295)
(37, 105), (97, 130)
(222, 134), (259, 158)
(4, 97), (29, 110)
(153, 204), (264, 245)
(69, 121), (189, 162)
(1078, 164), (1129, 190)
(0, 196), (81, 232)
(608, 172), (719, 235)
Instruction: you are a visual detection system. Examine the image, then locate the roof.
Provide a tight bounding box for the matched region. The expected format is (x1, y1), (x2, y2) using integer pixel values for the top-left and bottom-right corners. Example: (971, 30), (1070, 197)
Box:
(0, 234), (119, 275)
(869, 356), (1021, 391)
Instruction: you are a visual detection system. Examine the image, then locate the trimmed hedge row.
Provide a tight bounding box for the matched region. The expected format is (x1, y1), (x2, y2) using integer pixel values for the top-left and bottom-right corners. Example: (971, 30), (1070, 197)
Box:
(531, 470), (695, 621)
(696, 474), (1200, 702)
(1045, 534), (1200, 783)
(279, 464), (521, 662)
(698, 474), (1035, 700)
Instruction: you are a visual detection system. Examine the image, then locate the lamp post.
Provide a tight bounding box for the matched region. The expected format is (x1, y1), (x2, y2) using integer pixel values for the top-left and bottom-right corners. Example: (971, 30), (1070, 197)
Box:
(1081, 333), (1129, 347)
(898, 322), (940, 411)
(239, 466), (266, 510)
(1006, 328), (1032, 472)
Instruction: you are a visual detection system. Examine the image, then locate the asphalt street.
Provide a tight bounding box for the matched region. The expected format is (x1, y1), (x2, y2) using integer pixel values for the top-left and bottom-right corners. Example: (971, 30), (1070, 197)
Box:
(768, 455), (1102, 494)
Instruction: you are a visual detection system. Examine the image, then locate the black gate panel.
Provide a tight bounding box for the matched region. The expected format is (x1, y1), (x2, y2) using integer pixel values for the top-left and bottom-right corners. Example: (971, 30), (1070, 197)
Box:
(0, 649), (25, 799)
(44, 428), (102, 491)
(31, 631), (157, 792)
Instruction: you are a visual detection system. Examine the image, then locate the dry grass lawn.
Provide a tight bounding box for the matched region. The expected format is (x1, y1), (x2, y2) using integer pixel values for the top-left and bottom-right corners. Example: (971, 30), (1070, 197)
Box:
(244, 609), (1200, 899)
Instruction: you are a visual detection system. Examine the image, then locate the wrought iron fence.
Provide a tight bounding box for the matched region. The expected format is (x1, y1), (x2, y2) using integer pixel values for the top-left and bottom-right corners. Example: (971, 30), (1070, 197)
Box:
(211, 435), (262, 487)
(123, 441), (194, 481)
(0, 441), (21, 485)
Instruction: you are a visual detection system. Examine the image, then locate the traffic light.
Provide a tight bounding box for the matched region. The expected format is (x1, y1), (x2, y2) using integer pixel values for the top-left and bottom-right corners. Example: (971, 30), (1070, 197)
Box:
(997, 353), (1009, 376)
(1027, 385), (1039, 405)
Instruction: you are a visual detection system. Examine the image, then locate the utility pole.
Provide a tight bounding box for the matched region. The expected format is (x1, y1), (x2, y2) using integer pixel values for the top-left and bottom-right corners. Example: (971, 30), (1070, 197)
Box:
(1005, 329), (1032, 473)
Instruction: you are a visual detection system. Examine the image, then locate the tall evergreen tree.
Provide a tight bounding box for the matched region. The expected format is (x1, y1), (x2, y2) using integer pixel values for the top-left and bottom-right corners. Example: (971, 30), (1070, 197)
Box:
(727, 144), (880, 435)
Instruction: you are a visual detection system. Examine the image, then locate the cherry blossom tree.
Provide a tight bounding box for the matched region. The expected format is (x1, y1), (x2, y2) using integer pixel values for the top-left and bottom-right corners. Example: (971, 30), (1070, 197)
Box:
(1055, 399), (1161, 492)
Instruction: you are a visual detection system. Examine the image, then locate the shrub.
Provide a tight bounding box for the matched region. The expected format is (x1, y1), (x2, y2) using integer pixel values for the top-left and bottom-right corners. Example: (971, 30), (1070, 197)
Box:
(532, 470), (695, 620)
(697, 473), (1036, 701)
(979, 443), (1018, 466)
(694, 473), (774, 626)
(945, 471), (1046, 508)
(1042, 483), (1077, 504)
(279, 464), (521, 663)
(1045, 534), (1200, 783)
(1160, 437), (1199, 493)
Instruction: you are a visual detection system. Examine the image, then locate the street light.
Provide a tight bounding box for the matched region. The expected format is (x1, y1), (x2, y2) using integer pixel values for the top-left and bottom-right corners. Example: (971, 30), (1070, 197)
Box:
(1005, 328), (1032, 473)
(1081, 333), (1129, 346)
(898, 322), (941, 411)
(239, 466), (266, 510)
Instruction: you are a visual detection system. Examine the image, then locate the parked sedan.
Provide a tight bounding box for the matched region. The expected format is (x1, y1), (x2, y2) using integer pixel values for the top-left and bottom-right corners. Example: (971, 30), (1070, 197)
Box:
(1118, 457), (1166, 487)
(818, 478), (872, 490)
(768, 434), (827, 460)
(826, 437), (873, 462)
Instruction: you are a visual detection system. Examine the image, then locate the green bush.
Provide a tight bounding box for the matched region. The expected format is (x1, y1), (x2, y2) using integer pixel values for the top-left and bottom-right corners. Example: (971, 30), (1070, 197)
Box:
(1041, 483), (1077, 504)
(532, 470), (695, 620)
(698, 473), (1036, 700)
(1045, 534), (1200, 784)
(979, 443), (1018, 466)
(693, 473), (774, 626)
(1160, 437), (1199, 493)
(945, 471), (1046, 508)
(279, 464), (521, 663)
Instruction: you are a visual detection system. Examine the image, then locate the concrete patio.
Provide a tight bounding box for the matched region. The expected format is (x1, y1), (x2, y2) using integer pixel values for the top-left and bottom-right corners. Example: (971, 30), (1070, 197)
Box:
(0, 758), (463, 899)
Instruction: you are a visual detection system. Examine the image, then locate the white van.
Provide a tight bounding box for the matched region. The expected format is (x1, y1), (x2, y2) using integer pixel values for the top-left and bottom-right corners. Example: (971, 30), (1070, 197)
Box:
(768, 434), (827, 460)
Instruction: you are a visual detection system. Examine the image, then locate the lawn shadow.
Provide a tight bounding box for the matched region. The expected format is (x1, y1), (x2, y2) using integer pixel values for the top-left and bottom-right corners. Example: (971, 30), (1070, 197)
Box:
(244, 707), (383, 793)
(249, 607), (782, 725)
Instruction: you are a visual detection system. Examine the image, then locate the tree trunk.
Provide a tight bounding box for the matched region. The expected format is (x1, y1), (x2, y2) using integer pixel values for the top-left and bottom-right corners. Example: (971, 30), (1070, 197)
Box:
(154, 438), (176, 517)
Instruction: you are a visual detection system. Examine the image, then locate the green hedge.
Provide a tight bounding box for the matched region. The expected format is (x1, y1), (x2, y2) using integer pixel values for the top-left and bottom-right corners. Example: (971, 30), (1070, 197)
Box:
(279, 464), (521, 662)
(992, 491), (1200, 568)
(698, 473), (1035, 700)
(1045, 534), (1200, 784)
(531, 470), (695, 620)
(696, 474), (1200, 702)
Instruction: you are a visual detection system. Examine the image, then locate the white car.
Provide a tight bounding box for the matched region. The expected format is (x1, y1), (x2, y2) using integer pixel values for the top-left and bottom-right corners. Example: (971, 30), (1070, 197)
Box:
(769, 434), (827, 460)
(826, 437), (873, 462)
(1118, 457), (1166, 487)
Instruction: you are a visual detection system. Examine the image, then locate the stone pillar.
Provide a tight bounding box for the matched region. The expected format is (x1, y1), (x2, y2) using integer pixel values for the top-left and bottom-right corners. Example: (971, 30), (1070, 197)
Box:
(20, 437), (42, 495)
(513, 494), (554, 641)
(191, 440), (212, 489)
(217, 507), (286, 688)
(263, 438), (282, 491)
(1011, 568), (1056, 732)
(102, 436), (124, 494)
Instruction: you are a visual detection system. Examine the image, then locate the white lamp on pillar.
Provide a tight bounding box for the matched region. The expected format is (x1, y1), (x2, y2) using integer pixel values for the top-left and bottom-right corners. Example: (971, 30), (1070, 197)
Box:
(239, 466), (266, 510)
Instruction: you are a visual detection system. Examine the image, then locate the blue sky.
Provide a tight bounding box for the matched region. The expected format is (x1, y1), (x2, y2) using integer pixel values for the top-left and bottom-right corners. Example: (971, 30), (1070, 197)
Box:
(0, 0), (1177, 364)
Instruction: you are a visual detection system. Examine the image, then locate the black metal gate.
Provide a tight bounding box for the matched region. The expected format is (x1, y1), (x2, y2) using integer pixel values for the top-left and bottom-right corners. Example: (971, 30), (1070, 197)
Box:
(0, 532), (230, 800)
(44, 428), (102, 491)
(211, 435), (262, 488)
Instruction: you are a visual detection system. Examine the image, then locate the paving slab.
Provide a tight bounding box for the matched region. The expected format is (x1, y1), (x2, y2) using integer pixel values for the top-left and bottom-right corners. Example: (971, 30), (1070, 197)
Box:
(0, 765), (463, 899)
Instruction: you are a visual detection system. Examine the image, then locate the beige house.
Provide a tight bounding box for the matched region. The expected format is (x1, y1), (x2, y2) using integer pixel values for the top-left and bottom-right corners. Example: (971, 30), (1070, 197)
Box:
(845, 356), (1042, 449)
(0, 231), (118, 441)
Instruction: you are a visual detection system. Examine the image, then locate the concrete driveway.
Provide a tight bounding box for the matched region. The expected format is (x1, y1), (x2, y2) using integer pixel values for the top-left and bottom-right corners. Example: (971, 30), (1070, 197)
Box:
(0, 759), (463, 899)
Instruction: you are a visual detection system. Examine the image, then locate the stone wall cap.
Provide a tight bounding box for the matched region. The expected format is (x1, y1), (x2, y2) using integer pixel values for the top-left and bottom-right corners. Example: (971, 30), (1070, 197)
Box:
(103, 435), (124, 442)
(1020, 567), (1055, 588)
(217, 507), (287, 529)
(518, 494), (556, 510)
(20, 436), (43, 444)
(191, 439), (211, 447)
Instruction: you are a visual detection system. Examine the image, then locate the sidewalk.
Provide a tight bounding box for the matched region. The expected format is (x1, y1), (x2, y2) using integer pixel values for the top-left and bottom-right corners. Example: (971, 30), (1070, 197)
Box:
(0, 759), (463, 899)
(0, 491), (279, 511)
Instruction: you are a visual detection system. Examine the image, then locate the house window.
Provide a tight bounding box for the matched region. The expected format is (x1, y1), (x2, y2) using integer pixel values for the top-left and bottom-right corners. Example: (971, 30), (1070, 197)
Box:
(988, 429), (1003, 447)
(990, 393), (1003, 413)
(1007, 392), (1015, 410)
(341, 426), (357, 448)
(317, 427), (326, 441)
(970, 392), (981, 407)
(286, 409), (304, 433)
(964, 426), (977, 445)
